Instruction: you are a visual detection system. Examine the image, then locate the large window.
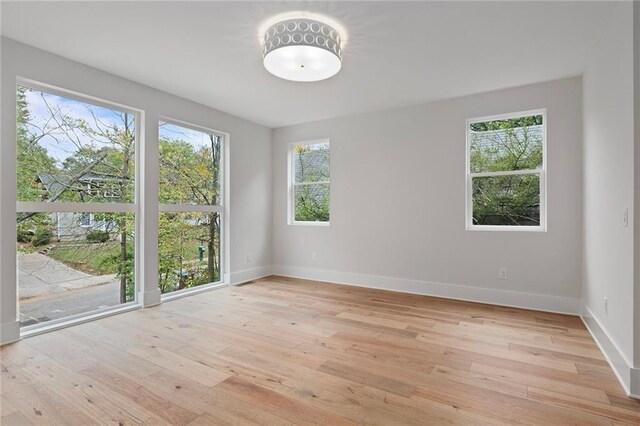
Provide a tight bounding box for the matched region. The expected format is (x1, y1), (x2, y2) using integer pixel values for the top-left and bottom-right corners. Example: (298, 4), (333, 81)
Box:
(16, 84), (138, 328)
(466, 110), (546, 231)
(288, 140), (330, 224)
(158, 121), (224, 295)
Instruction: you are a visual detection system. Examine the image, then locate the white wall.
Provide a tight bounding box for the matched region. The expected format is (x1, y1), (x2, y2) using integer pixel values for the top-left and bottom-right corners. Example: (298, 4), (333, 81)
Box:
(0, 38), (272, 343)
(581, 1), (636, 393)
(272, 77), (583, 314)
(634, 0), (640, 373)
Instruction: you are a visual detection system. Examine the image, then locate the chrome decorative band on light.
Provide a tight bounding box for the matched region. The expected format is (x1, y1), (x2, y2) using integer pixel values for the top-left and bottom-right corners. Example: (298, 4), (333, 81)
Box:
(263, 18), (343, 60)
(262, 17), (343, 82)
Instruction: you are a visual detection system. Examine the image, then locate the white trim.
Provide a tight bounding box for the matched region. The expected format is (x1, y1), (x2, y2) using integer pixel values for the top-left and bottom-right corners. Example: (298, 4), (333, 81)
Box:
(466, 225), (546, 233)
(17, 78), (141, 116)
(160, 281), (228, 302)
(465, 109), (547, 232)
(20, 303), (140, 339)
(17, 202), (136, 213)
(272, 265), (579, 315)
(14, 81), (143, 330)
(470, 169), (540, 178)
(466, 108), (548, 126)
(230, 265), (273, 285)
(580, 304), (638, 398)
(288, 221), (330, 227)
(79, 212), (93, 228)
(158, 117), (229, 283)
(287, 139), (330, 226)
(294, 181), (330, 186)
(159, 116), (228, 140)
(138, 288), (162, 308)
(0, 321), (20, 345)
(159, 204), (223, 212)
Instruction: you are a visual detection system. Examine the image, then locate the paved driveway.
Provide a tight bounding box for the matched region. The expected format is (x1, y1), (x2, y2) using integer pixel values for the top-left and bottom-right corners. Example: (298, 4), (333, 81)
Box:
(18, 253), (121, 325)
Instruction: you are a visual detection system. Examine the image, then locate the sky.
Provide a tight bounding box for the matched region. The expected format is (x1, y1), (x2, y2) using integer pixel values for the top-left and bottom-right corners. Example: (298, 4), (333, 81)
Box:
(23, 86), (215, 168)
(23, 87), (132, 166)
(159, 121), (215, 151)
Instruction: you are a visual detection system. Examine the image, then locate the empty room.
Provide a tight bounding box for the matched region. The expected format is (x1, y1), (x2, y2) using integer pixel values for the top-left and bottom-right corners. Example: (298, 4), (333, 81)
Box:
(1, 0), (639, 424)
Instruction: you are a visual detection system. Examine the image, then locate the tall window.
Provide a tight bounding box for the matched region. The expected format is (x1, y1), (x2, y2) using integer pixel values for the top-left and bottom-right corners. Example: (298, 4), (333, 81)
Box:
(158, 121), (224, 295)
(16, 84), (137, 328)
(466, 110), (546, 231)
(288, 140), (330, 224)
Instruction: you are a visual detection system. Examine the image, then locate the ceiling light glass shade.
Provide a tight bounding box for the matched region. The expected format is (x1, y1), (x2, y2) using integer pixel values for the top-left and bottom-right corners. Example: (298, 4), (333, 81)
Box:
(263, 18), (343, 82)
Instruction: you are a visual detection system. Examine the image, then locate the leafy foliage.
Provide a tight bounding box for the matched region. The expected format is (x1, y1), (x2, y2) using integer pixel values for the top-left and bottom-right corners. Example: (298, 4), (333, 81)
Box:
(158, 212), (219, 293)
(86, 230), (110, 243)
(158, 125), (222, 293)
(17, 86), (136, 303)
(16, 89), (222, 305)
(470, 115), (543, 226)
(32, 228), (53, 247)
(293, 143), (330, 222)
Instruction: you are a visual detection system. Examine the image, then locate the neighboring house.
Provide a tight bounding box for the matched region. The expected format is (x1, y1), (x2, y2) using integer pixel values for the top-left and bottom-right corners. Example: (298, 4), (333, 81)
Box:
(36, 174), (122, 241)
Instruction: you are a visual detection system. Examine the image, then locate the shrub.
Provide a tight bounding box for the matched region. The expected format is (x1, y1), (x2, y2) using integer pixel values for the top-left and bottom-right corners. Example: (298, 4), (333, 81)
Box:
(32, 228), (53, 247)
(86, 230), (110, 243)
(17, 227), (34, 243)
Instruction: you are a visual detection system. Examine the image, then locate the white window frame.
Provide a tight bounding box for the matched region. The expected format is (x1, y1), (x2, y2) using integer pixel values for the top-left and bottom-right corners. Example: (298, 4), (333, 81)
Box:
(79, 212), (94, 228)
(158, 117), (229, 301)
(16, 79), (142, 333)
(465, 108), (547, 232)
(287, 139), (330, 226)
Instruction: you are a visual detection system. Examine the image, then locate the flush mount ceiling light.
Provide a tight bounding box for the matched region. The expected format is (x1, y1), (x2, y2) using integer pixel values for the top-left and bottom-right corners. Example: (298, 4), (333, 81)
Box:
(262, 17), (343, 82)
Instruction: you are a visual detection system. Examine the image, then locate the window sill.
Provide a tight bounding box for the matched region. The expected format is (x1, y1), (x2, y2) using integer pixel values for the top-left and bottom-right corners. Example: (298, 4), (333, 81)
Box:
(161, 281), (228, 302)
(288, 221), (330, 227)
(466, 225), (546, 232)
(20, 302), (141, 339)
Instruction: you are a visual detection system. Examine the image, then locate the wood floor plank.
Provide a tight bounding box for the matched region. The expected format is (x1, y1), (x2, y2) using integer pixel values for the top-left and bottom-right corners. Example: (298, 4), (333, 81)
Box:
(82, 364), (199, 425)
(1, 276), (637, 425)
(216, 376), (357, 425)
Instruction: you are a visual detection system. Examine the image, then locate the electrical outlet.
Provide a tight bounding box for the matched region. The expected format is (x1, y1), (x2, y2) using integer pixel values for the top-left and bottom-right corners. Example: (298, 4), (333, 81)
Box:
(311, 252), (317, 262)
(604, 297), (608, 315)
(246, 252), (253, 263)
(498, 267), (508, 280)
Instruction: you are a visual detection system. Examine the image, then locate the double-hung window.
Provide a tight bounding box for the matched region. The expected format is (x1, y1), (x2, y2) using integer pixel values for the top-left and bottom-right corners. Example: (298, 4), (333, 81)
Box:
(466, 110), (546, 231)
(288, 140), (330, 225)
(158, 120), (225, 295)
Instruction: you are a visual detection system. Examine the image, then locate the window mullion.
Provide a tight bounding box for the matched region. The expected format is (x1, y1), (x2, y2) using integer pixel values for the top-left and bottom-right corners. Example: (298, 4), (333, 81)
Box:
(159, 204), (223, 213)
(293, 181), (330, 186)
(17, 201), (136, 213)
(469, 169), (541, 178)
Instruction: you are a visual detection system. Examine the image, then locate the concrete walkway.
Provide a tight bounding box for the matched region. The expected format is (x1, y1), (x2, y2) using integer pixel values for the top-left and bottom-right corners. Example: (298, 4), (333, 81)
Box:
(18, 252), (118, 299)
(18, 252), (122, 325)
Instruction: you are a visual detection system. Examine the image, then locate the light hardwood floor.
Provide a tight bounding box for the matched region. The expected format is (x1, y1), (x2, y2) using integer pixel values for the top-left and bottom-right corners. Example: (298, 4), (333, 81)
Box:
(2, 276), (639, 425)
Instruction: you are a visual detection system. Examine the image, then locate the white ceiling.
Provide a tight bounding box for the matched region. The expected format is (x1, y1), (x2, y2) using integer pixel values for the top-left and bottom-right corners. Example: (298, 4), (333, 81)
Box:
(1, 1), (616, 128)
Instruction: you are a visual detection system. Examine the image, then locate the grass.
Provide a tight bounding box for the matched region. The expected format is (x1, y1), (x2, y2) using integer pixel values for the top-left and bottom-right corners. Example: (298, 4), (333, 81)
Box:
(16, 242), (41, 254)
(47, 239), (209, 276)
(47, 241), (121, 275)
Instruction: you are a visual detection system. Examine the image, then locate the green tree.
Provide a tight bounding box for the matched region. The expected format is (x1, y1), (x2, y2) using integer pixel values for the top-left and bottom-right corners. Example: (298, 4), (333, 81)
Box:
(470, 115), (543, 226)
(17, 87), (136, 302)
(158, 131), (222, 293)
(294, 144), (330, 222)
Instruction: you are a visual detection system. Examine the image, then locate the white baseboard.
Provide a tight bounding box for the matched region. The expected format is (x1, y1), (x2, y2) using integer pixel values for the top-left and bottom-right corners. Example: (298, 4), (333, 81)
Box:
(1, 320), (20, 345)
(271, 265), (580, 315)
(230, 265), (273, 285)
(580, 304), (640, 398)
